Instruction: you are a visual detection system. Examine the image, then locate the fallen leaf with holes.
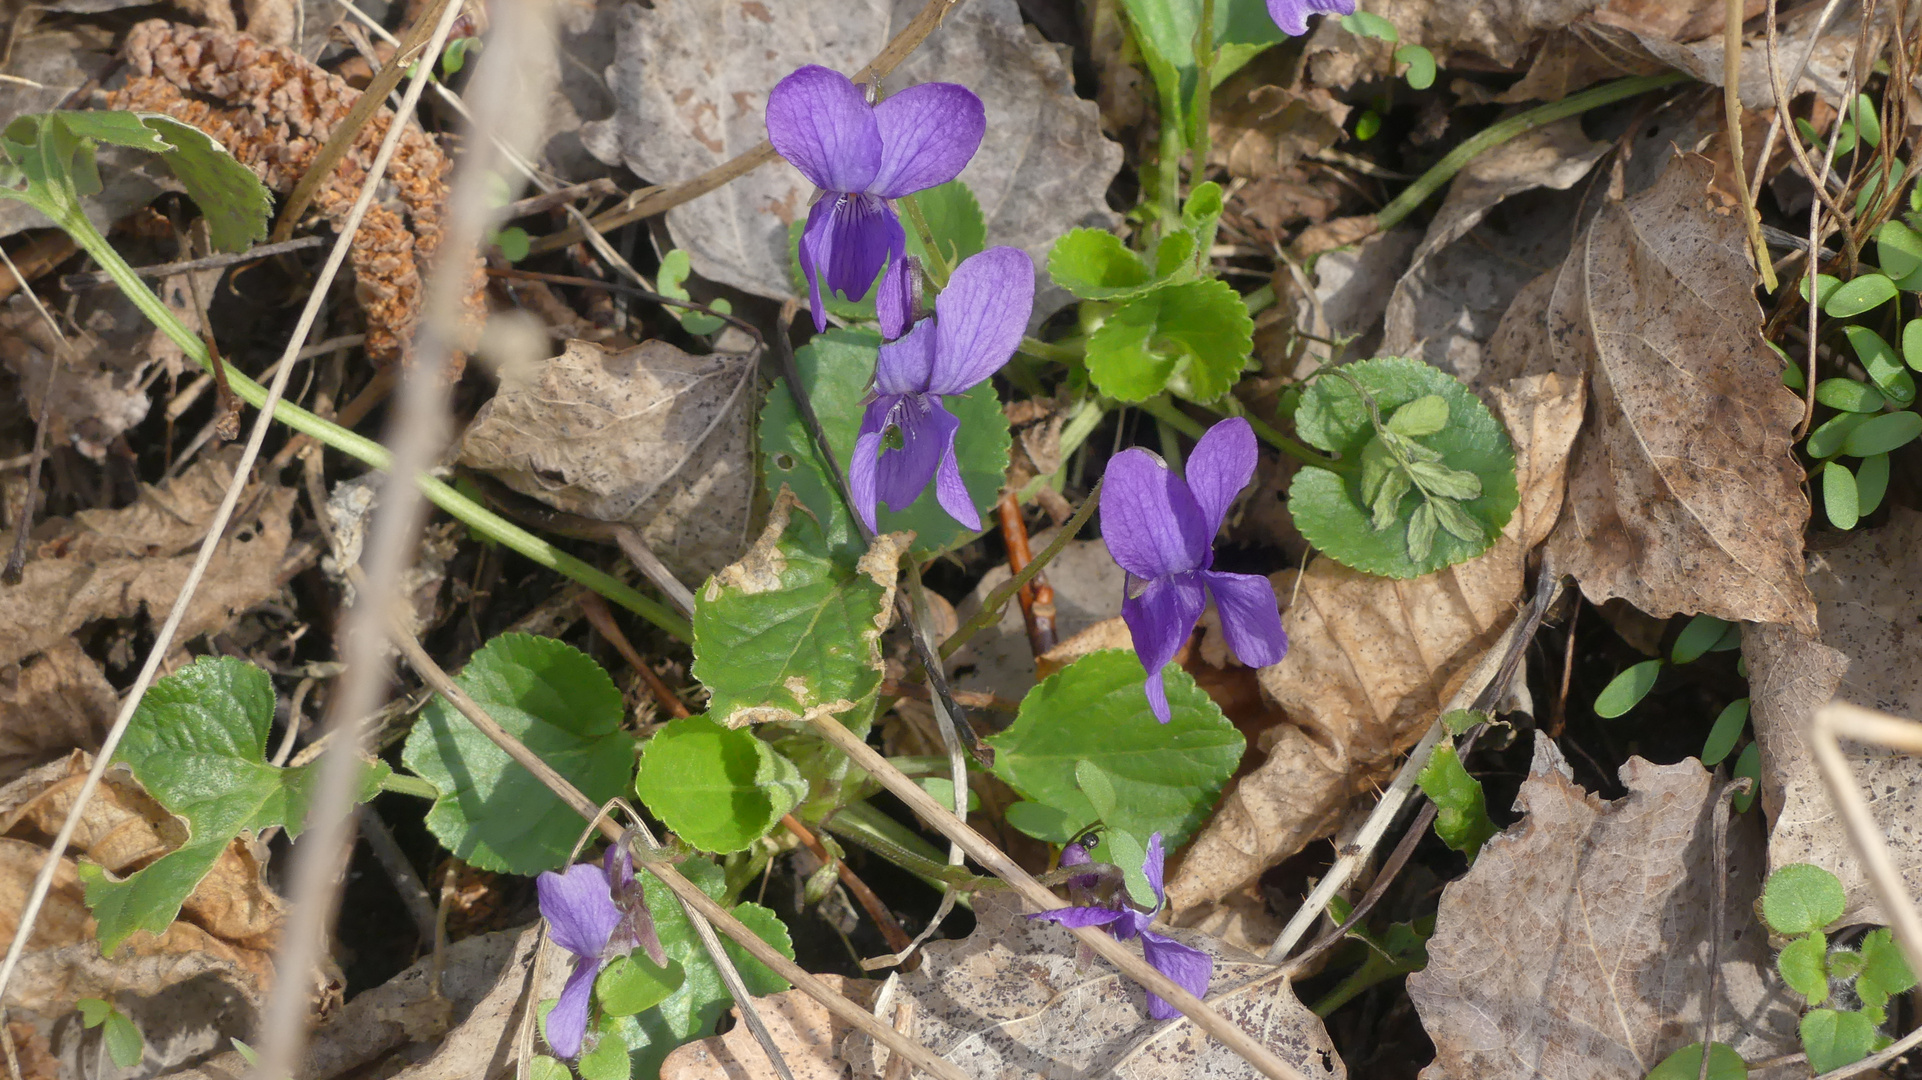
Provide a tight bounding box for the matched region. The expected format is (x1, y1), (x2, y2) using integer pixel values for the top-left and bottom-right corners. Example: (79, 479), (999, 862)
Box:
(1408, 743), (1799, 1079)
(457, 339), (754, 583)
(1745, 508), (1922, 928)
(659, 974), (878, 1080)
(0, 640), (115, 790)
(581, 0), (1121, 316)
(842, 894), (1341, 1079)
(1541, 153), (1814, 632)
(0, 449), (308, 669)
(1168, 372), (1582, 910)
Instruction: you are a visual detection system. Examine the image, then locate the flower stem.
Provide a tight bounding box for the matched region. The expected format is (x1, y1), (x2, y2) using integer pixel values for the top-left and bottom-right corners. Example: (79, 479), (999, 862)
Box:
(941, 475), (1102, 659)
(1189, 0), (1217, 186)
(377, 771), (440, 799)
(1018, 335), (1082, 363)
(898, 192), (951, 286)
(1140, 393), (1330, 469)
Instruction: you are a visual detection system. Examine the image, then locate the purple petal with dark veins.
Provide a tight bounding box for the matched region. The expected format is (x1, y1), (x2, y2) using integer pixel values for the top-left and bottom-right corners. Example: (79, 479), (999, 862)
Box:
(1100, 449), (1209, 580)
(545, 955), (601, 1058)
(1203, 570), (1288, 670)
(868, 81), (985, 198)
(765, 65), (881, 193)
(1139, 931), (1214, 1020)
(797, 192), (904, 331)
(1264, 0), (1354, 36)
(1185, 418), (1257, 541)
(928, 246), (1034, 395)
(849, 396), (897, 534)
(931, 401), (981, 531)
(1028, 905), (1129, 930)
(537, 863), (621, 960)
(1142, 832), (1166, 904)
(875, 317), (937, 394)
(877, 253), (919, 340)
(1121, 571), (1207, 723)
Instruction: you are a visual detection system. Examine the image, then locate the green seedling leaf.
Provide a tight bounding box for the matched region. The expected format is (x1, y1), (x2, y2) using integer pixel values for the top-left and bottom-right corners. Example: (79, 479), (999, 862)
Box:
(403, 634), (634, 876)
(1048, 228), (1155, 300)
(1855, 92), (1882, 148)
(1856, 927), (1917, 1011)
(597, 955), (686, 1017)
(1825, 273), (1898, 318)
(1799, 272), (1840, 306)
(1672, 614), (1732, 664)
(1594, 659), (1662, 718)
(1701, 698), (1749, 767)
(1289, 357), (1519, 578)
(1800, 1008), (1877, 1074)
(1878, 220), (1922, 279)
(490, 226), (530, 263)
(656, 248), (728, 334)
(1856, 452), (1891, 517)
(1806, 412), (1869, 460)
(1777, 931), (1830, 1004)
(1824, 460), (1860, 530)
(77, 999), (113, 1027)
(1732, 742), (1760, 812)
(1395, 45), (1437, 90)
(602, 858), (791, 1079)
(1815, 378), (1885, 414)
(1904, 320), (1922, 371)
(1386, 394), (1450, 437)
(988, 649), (1244, 851)
(1354, 109), (1382, 141)
(1004, 800), (1080, 843)
(1844, 326), (1915, 405)
(1440, 709), (1489, 735)
(1340, 10), (1398, 39)
(1843, 410), (1922, 457)
(634, 716), (806, 853)
(103, 1009), (144, 1068)
(760, 328), (1008, 560)
(1084, 278), (1254, 402)
(527, 1055), (570, 1080)
(691, 501), (897, 730)
(1099, 825), (1158, 909)
(79, 657), (388, 954)
(441, 35), (475, 75)
(1829, 948), (1865, 982)
(578, 1025), (631, 1080)
(1762, 862), (1847, 935)
(1644, 1042), (1747, 1080)
(1416, 744), (1496, 861)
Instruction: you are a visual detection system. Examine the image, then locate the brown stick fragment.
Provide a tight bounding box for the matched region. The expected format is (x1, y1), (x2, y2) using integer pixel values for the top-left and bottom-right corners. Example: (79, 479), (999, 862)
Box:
(578, 590), (691, 719)
(996, 492), (1057, 657)
(780, 813), (917, 961)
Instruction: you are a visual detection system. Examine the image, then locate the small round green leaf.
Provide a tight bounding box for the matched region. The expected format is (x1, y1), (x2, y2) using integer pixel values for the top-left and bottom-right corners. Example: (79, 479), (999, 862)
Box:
(1843, 410), (1922, 457)
(1777, 931), (1831, 1004)
(1047, 228), (1154, 301)
(1806, 412), (1869, 460)
(597, 954), (686, 1017)
(1354, 110), (1382, 141)
(1084, 279), (1253, 402)
(1671, 614), (1732, 665)
(1394, 44), (1436, 90)
(1762, 863), (1847, 935)
(1857, 452), (1891, 516)
(1701, 698), (1749, 767)
(527, 1055), (570, 1080)
(1879, 220), (1922, 280)
(1843, 326), (1915, 405)
(1825, 273), (1898, 318)
(1823, 460), (1860, 530)
(1800, 272), (1840, 306)
(634, 716), (806, 854)
(1857, 927), (1918, 1001)
(1904, 320), (1922, 371)
(1815, 377), (1884, 413)
(577, 1025), (632, 1080)
(1800, 1008), (1878, 1074)
(1594, 660), (1662, 719)
(1644, 1042), (1747, 1080)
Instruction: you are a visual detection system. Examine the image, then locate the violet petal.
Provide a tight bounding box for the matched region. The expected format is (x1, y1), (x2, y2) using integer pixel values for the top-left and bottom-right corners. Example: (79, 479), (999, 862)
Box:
(537, 863), (621, 960)
(806, 192), (905, 309)
(874, 394), (958, 514)
(1100, 449), (1209, 580)
(1028, 905), (1129, 930)
(1184, 418), (1258, 542)
(1265, 0), (1353, 36)
(930, 398), (981, 530)
(849, 397), (896, 533)
(1139, 931), (1214, 1020)
(1203, 570), (1288, 669)
(796, 197), (834, 332)
(876, 253), (918, 340)
(875, 318), (938, 394)
(1142, 831), (1167, 904)
(545, 955), (601, 1058)
(869, 81), (986, 198)
(928, 246), (1034, 395)
(1121, 571), (1207, 723)
(765, 65), (881, 193)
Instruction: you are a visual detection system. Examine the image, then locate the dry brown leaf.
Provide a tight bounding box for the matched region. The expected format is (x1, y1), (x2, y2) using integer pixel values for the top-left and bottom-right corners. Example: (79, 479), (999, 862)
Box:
(0, 641), (115, 789)
(1746, 509), (1922, 927)
(1407, 745), (1799, 1079)
(457, 339), (754, 583)
(840, 894), (1342, 1080)
(660, 974), (879, 1080)
(1303, 0), (1603, 88)
(0, 291), (162, 462)
(950, 537), (1124, 701)
(1168, 372), (1583, 910)
(0, 450), (306, 669)
(1542, 153), (1815, 632)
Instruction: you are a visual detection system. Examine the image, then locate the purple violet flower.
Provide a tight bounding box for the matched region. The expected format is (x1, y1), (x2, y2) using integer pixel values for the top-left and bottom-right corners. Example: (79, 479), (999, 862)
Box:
(850, 245), (1034, 532)
(1102, 417), (1287, 723)
(1266, 0), (1356, 36)
(1029, 832), (1212, 1020)
(535, 845), (665, 1059)
(765, 65), (986, 332)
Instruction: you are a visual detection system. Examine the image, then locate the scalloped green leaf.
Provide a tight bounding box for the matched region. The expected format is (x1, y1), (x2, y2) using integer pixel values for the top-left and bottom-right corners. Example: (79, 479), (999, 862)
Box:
(402, 634), (633, 875)
(634, 716), (806, 853)
(1762, 862), (1847, 935)
(1048, 227), (1155, 300)
(1856, 927), (1917, 1009)
(78, 657), (388, 954)
(758, 328), (1009, 561)
(1777, 931), (1831, 1004)
(1084, 278), (1253, 402)
(986, 649), (1245, 851)
(1288, 357), (1518, 579)
(1645, 1042), (1747, 1080)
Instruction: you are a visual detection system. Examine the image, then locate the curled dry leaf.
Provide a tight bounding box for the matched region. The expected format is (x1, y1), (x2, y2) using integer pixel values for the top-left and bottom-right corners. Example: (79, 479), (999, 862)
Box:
(580, 0), (1121, 316)
(1542, 153), (1815, 632)
(1745, 509), (1922, 928)
(0, 449), (308, 669)
(457, 339), (754, 583)
(1168, 372), (1583, 910)
(659, 974), (878, 1080)
(0, 640), (115, 790)
(1408, 742), (1799, 1079)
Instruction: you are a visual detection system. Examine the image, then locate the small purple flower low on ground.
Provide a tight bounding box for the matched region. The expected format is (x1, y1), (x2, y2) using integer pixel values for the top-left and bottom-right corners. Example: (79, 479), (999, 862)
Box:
(764, 65), (986, 332)
(1102, 417), (1287, 723)
(1266, 0), (1356, 36)
(535, 844), (665, 1058)
(1029, 832), (1211, 1020)
(850, 245), (1034, 532)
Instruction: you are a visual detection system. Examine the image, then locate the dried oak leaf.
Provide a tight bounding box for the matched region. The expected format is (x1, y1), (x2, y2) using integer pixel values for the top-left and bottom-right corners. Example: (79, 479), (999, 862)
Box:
(660, 974), (877, 1080)
(581, 0), (1122, 317)
(456, 339), (754, 583)
(1168, 373), (1583, 910)
(0, 640), (115, 790)
(1542, 153), (1814, 632)
(1408, 744), (1799, 1079)
(1745, 509), (1922, 927)
(106, 21), (484, 370)
(841, 894), (1343, 1080)
(0, 449), (307, 669)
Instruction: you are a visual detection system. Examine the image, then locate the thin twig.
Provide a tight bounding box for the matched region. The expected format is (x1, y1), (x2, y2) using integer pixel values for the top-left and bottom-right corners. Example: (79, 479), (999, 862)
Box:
(357, 806), (439, 944)
(577, 591), (691, 718)
(610, 527), (698, 620)
(941, 478), (1102, 659)
(0, 243), (61, 585)
(58, 235), (327, 289)
(779, 813), (916, 959)
(1725, 0), (1779, 290)
(484, 266), (765, 347)
(995, 492), (1057, 656)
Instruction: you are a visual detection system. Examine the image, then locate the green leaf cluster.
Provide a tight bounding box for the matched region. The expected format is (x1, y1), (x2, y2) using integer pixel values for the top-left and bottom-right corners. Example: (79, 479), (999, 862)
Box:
(1311, 895), (1432, 1018)
(657, 248), (731, 335)
(1760, 862), (1915, 1073)
(1117, 0), (1288, 127)
(79, 657), (389, 954)
(1415, 744), (1495, 862)
(1593, 614), (1756, 809)
(1288, 357), (1518, 578)
(77, 998), (144, 1069)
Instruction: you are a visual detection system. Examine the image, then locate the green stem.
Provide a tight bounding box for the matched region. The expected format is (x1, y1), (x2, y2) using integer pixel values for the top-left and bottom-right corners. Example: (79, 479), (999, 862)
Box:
(898, 192), (951, 287)
(1018, 335), (1083, 363)
(940, 475), (1103, 659)
(1242, 282), (1276, 316)
(1156, 82), (1184, 229)
(1189, 0), (1217, 185)
(52, 197), (692, 641)
(1141, 394), (1331, 469)
(825, 801), (987, 894)
(1375, 71), (1689, 232)
(378, 771), (440, 799)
